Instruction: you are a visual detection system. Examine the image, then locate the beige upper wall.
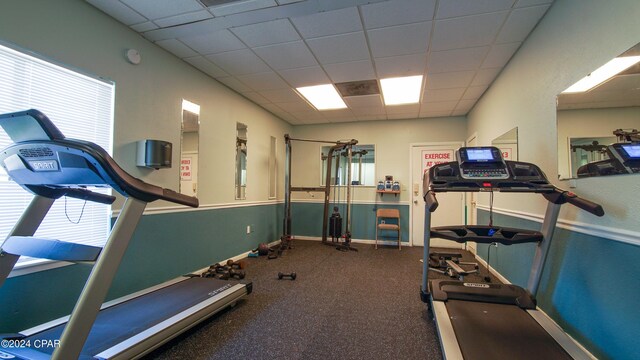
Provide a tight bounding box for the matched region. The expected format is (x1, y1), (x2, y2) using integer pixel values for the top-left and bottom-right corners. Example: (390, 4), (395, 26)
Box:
(467, 0), (640, 231)
(0, 0), (292, 208)
(291, 117), (467, 203)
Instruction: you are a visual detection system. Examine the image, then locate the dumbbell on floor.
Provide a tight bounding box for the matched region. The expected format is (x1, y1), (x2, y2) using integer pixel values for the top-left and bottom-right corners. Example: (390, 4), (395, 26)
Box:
(277, 272), (296, 280)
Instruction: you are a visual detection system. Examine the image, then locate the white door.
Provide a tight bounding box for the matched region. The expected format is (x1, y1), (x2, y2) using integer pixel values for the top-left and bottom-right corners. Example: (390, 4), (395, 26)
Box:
(465, 134), (478, 254)
(410, 143), (464, 248)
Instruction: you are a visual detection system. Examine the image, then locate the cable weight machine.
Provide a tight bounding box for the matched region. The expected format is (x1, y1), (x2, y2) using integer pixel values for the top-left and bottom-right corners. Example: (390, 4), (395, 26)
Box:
(277, 134), (358, 256)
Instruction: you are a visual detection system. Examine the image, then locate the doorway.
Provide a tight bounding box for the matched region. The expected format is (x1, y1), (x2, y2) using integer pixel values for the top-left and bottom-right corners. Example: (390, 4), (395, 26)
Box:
(410, 142), (464, 248)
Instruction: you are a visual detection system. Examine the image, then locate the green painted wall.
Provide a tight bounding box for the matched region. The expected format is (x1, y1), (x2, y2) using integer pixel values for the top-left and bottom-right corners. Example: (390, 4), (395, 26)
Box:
(476, 209), (640, 360)
(0, 203), (282, 332)
(291, 202), (409, 243)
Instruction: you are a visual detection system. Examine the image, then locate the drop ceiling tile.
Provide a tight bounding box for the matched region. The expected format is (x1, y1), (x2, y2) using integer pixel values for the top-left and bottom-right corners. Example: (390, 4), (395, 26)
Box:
(351, 104), (385, 116)
(253, 41), (318, 70)
(496, 5), (549, 44)
(431, 12), (507, 51)
(156, 39), (198, 58)
(361, 0), (436, 29)
(121, 0), (204, 20)
(344, 94), (384, 109)
(236, 71), (288, 91)
(241, 91), (271, 104)
(154, 10), (212, 28)
(230, 19), (300, 47)
(387, 112), (419, 120)
(471, 68), (501, 86)
(515, 0), (553, 7)
(454, 99), (476, 112)
(481, 42), (521, 68)
(356, 114), (387, 121)
(385, 103), (420, 115)
(306, 32), (370, 64)
(428, 46), (489, 73)
(87, 0), (147, 25)
(260, 103), (288, 116)
(273, 100), (314, 112)
(184, 56), (229, 77)
(131, 22), (158, 32)
(216, 76), (253, 93)
(259, 88), (301, 102)
(424, 88), (465, 102)
(206, 49), (271, 75)
(436, 0), (515, 19)
(451, 108), (467, 116)
(276, 0), (304, 4)
(290, 110), (326, 122)
(180, 30), (246, 55)
(367, 22), (431, 58)
(419, 109), (453, 118)
(278, 66), (330, 87)
(375, 53), (427, 78)
(321, 109), (355, 120)
(291, 7), (361, 38)
(462, 85), (489, 100)
(324, 60), (376, 83)
(421, 100), (458, 112)
(426, 71), (476, 89)
(208, 0), (277, 16)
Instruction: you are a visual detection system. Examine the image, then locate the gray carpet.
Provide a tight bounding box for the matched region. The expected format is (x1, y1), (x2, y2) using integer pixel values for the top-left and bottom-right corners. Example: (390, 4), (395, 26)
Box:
(146, 240), (492, 360)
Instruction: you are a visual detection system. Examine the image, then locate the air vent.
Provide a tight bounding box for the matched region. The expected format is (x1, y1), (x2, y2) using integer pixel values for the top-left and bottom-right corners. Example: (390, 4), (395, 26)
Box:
(335, 80), (380, 97)
(200, 0), (246, 7)
(19, 147), (54, 158)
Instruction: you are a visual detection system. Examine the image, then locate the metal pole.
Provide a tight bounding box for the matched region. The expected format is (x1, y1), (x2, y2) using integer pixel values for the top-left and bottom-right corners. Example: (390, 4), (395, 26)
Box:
(526, 201), (561, 296)
(422, 203), (433, 296)
(0, 195), (55, 287)
(53, 197), (147, 360)
(283, 135), (292, 237)
(345, 145), (353, 233)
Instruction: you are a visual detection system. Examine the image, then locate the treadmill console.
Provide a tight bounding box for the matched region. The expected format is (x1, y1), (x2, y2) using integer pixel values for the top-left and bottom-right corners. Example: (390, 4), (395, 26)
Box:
(577, 142), (640, 177)
(456, 146), (509, 179)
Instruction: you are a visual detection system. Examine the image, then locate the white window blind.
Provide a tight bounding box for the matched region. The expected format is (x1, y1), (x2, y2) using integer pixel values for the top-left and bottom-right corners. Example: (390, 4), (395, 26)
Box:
(0, 43), (115, 268)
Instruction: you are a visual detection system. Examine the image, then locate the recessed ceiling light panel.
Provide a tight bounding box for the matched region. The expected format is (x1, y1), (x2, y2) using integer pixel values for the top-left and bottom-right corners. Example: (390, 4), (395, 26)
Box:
(562, 56), (640, 93)
(296, 84), (347, 110)
(380, 75), (423, 105)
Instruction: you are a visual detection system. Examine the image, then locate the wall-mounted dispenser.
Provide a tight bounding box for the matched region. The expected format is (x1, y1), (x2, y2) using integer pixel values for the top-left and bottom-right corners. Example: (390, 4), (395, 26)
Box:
(136, 139), (172, 169)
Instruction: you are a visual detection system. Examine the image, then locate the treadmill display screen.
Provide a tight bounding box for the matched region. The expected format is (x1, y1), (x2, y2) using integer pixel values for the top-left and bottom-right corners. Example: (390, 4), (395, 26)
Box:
(620, 144), (640, 159)
(466, 149), (495, 162)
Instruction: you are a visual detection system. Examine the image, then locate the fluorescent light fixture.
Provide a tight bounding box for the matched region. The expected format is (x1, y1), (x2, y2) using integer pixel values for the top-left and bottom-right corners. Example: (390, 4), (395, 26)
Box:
(182, 99), (200, 114)
(380, 75), (423, 105)
(562, 56), (640, 93)
(296, 84), (347, 110)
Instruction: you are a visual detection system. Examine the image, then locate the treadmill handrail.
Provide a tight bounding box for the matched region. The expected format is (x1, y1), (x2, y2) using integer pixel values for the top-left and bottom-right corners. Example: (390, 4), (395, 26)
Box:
(0, 110), (198, 207)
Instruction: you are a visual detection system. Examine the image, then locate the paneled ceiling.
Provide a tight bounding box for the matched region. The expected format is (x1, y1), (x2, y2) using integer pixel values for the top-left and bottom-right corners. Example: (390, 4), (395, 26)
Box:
(86, 0), (554, 124)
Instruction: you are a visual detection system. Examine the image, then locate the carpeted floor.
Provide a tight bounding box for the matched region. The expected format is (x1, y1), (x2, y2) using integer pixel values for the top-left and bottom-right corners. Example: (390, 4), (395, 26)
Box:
(146, 240), (493, 360)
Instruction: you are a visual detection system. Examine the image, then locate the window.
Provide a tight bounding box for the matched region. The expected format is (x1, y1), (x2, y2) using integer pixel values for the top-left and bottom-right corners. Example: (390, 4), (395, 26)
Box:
(321, 144), (375, 186)
(0, 42), (114, 269)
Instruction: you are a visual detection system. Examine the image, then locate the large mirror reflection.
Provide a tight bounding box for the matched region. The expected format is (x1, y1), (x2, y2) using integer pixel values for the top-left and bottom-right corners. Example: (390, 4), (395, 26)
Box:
(492, 127), (518, 161)
(557, 42), (640, 179)
(236, 122), (247, 200)
(180, 99), (199, 197)
(321, 144), (375, 186)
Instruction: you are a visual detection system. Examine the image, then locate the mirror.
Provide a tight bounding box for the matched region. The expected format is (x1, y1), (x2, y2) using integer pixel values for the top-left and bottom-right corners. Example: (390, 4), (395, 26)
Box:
(236, 122), (247, 199)
(180, 100), (199, 197)
(557, 42), (640, 179)
(492, 127), (518, 161)
(321, 144), (375, 186)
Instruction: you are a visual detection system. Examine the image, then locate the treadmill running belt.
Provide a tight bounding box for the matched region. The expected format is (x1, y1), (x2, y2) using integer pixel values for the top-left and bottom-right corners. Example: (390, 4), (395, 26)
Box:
(28, 277), (237, 359)
(446, 300), (572, 360)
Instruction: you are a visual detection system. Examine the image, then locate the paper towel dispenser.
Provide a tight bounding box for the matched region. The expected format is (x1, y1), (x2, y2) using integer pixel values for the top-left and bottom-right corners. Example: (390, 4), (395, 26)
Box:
(137, 139), (172, 169)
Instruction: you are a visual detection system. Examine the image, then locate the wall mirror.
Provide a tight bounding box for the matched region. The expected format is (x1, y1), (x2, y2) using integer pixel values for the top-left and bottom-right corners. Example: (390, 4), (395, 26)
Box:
(557, 42), (640, 179)
(236, 122), (247, 199)
(180, 99), (199, 197)
(321, 144), (375, 186)
(492, 127), (518, 161)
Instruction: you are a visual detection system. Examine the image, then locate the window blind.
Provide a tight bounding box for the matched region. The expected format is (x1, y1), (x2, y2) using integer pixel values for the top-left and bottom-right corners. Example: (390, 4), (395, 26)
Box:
(0, 43), (115, 268)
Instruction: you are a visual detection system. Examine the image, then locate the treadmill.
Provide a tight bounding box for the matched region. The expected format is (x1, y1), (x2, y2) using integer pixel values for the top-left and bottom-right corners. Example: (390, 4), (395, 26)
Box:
(0, 109), (252, 360)
(577, 142), (640, 177)
(420, 146), (604, 360)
